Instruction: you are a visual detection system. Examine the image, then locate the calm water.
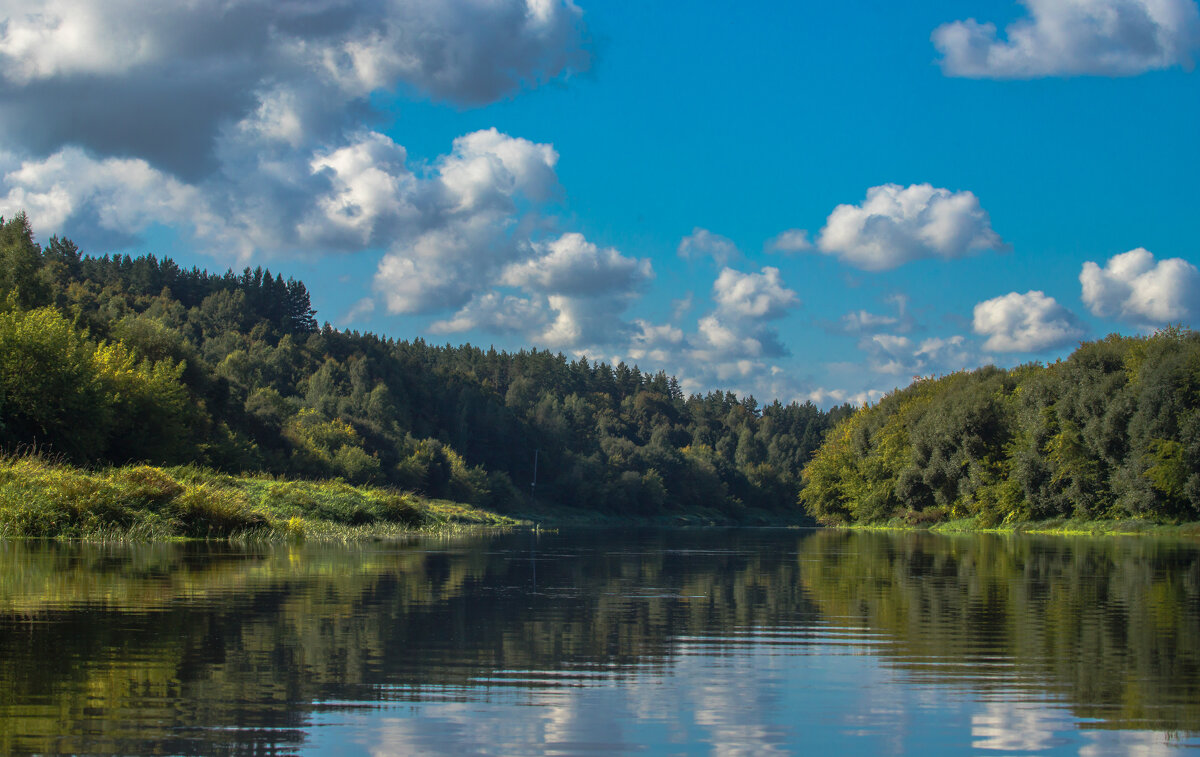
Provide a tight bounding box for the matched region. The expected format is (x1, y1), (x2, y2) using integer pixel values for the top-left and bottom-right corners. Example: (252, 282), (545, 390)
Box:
(1, 529), (1198, 755)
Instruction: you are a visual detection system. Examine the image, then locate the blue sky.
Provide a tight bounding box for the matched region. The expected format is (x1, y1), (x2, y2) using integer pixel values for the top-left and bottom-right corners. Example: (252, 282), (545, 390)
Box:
(1, 0), (1198, 405)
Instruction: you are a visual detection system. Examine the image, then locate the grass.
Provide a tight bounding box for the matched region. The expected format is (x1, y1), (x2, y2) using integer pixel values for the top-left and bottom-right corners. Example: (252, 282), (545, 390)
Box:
(831, 514), (1200, 538)
(0, 454), (523, 541)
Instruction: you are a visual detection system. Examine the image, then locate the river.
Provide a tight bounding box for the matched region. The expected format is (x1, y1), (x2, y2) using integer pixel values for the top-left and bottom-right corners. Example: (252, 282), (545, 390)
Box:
(1, 528), (1197, 755)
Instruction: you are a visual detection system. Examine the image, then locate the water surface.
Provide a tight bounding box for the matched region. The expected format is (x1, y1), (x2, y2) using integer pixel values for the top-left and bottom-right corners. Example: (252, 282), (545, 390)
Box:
(1, 529), (1197, 755)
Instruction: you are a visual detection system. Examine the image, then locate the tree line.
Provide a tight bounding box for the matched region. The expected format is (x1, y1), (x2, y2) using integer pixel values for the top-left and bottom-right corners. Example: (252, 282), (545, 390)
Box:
(0, 213), (853, 519)
(801, 326), (1200, 524)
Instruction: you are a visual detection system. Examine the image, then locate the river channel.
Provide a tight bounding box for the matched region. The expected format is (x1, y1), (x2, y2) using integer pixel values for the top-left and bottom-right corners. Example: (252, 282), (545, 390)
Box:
(1, 528), (1197, 755)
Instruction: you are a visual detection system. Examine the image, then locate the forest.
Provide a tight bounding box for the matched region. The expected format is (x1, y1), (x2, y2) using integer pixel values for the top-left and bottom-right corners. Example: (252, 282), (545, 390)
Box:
(0, 213), (853, 522)
(801, 326), (1200, 525)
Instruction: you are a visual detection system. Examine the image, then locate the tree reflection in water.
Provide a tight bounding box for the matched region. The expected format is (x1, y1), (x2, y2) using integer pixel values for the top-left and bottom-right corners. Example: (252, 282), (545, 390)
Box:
(0, 529), (1196, 754)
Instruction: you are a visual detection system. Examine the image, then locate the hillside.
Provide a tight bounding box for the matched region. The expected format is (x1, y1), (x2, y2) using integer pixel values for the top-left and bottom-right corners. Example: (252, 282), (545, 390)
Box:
(0, 213), (853, 522)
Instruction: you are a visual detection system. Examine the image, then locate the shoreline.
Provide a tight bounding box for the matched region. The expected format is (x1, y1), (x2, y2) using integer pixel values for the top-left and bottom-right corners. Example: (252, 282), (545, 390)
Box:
(5, 456), (1198, 541)
(830, 516), (1200, 538)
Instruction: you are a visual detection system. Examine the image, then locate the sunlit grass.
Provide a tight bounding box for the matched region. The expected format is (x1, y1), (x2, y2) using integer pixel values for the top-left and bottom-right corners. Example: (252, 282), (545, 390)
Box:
(0, 453), (524, 540)
(832, 514), (1200, 537)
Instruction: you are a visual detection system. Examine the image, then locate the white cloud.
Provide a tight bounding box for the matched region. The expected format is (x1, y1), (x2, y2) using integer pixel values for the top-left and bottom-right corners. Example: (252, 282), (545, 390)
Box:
(429, 292), (551, 336)
(695, 314), (769, 359)
(973, 290), (1086, 352)
(0, 0), (590, 178)
(915, 334), (974, 368)
(438, 129), (561, 211)
(375, 219), (520, 315)
(862, 333), (977, 376)
(765, 228), (812, 254)
(934, 0), (1200, 78)
(306, 132), (417, 245)
(1080, 248), (1200, 325)
(430, 231), (651, 352)
(321, 0), (590, 105)
(817, 183), (1006, 271)
(0, 126), (565, 274)
(503, 232), (652, 296)
(539, 294), (635, 350)
(711, 267), (798, 320)
(864, 334), (918, 374)
(371, 129), (562, 314)
(681, 267), (797, 373)
(593, 265), (803, 402)
(627, 321), (685, 364)
(677, 227), (740, 265)
(0, 1), (588, 267)
(644, 266), (800, 395)
(0, 146), (220, 251)
(671, 294), (694, 321)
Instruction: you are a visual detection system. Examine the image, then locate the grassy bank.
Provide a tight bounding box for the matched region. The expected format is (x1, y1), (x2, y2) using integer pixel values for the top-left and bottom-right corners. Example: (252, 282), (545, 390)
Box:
(0, 455), (522, 540)
(833, 514), (1200, 538)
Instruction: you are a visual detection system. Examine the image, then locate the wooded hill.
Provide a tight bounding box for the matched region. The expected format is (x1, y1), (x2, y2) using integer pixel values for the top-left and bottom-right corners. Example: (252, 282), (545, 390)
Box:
(801, 327), (1200, 525)
(0, 213), (853, 520)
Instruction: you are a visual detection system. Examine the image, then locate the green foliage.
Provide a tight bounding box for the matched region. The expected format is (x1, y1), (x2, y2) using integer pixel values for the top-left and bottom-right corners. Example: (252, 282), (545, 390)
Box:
(802, 329), (1200, 525)
(0, 211), (856, 521)
(0, 214), (50, 309)
(0, 306), (196, 463)
(0, 306), (110, 459)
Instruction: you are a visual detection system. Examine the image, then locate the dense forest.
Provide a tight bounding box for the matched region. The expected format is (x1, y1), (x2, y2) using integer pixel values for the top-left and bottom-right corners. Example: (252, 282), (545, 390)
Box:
(0, 213), (853, 520)
(801, 327), (1200, 525)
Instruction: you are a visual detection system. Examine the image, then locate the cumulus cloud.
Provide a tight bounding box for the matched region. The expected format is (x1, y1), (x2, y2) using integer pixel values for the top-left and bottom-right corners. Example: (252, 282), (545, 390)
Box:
(605, 266), (803, 401)
(711, 267), (798, 320)
(816, 183), (1007, 271)
(430, 231), (652, 351)
(0, 1), (589, 263)
(503, 233), (652, 296)
(686, 266), (799, 381)
(539, 295), (635, 349)
(627, 322), (685, 365)
(0, 146), (220, 250)
(0, 0), (590, 178)
(362, 129), (560, 313)
(765, 228), (812, 254)
(306, 132), (418, 245)
(972, 290), (1085, 352)
(0, 125), (565, 272)
(1080, 248), (1200, 325)
(677, 227), (740, 265)
(429, 292), (551, 336)
(862, 333), (976, 376)
(934, 0), (1200, 78)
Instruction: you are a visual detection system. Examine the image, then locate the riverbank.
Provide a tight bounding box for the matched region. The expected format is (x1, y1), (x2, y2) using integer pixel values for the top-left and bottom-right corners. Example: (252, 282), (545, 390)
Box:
(14, 455), (1194, 540)
(0, 454), (821, 540)
(835, 514), (1200, 538)
(0, 456), (521, 540)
